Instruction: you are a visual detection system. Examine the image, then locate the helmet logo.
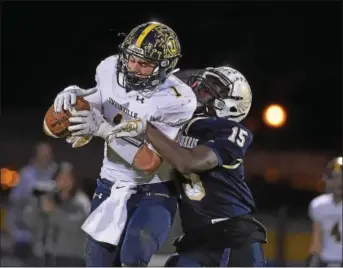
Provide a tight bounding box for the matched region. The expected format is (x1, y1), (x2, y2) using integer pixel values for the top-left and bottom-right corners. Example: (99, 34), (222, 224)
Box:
(167, 37), (177, 54)
(166, 37), (178, 57)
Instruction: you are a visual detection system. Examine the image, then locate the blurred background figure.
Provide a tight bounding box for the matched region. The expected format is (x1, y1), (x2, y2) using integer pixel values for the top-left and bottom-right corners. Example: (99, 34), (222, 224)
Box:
(307, 156), (342, 267)
(6, 142), (57, 263)
(23, 162), (90, 267)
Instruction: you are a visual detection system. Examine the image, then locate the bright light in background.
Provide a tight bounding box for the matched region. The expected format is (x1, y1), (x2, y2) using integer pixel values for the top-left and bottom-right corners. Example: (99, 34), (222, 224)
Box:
(0, 168), (20, 188)
(263, 104), (287, 128)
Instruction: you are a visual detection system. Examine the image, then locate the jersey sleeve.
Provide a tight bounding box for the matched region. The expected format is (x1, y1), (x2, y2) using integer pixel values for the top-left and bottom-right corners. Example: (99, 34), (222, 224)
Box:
(203, 122), (253, 167)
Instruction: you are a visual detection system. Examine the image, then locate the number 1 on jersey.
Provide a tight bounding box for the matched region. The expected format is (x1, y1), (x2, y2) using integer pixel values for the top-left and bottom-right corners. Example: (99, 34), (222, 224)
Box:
(228, 126), (248, 147)
(171, 86), (182, 97)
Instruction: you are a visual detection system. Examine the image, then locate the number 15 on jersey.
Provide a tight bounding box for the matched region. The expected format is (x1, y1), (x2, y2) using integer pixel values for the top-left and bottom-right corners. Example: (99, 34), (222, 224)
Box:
(228, 126), (248, 148)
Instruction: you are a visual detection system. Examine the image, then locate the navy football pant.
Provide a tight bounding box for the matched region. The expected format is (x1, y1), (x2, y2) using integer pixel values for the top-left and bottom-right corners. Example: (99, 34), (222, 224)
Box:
(85, 179), (177, 267)
(165, 241), (266, 267)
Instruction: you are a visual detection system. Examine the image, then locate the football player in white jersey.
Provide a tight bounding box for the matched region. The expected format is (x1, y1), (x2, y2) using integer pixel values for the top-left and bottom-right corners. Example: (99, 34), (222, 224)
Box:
(53, 21), (196, 266)
(307, 156), (342, 267)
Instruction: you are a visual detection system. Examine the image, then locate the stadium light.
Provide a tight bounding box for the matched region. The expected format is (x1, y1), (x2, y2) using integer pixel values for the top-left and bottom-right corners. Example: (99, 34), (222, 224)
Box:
(263, 104), (287, 128)
(0, 168), (20, 188)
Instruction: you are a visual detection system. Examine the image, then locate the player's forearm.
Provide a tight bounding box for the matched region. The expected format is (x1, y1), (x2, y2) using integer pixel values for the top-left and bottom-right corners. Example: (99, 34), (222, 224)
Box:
(132, 144), (162, 174)
(309, 222), (322, 254)
(146, 123), (209, 174)
(106, 135), (161, 174)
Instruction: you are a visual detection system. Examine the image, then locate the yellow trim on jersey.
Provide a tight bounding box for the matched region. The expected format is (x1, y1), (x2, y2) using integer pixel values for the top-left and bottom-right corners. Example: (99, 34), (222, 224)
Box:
(135, 23), (159, 47)
(222, 159), (243, 170)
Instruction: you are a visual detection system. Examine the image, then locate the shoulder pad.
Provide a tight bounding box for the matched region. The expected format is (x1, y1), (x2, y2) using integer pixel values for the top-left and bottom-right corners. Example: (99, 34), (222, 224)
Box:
(309, 193), (332, 221)
(310, 193), (332, 210)
(96, 55), (118, 72)
(156, 82), (196, 114)
(160, 76), (195, 99)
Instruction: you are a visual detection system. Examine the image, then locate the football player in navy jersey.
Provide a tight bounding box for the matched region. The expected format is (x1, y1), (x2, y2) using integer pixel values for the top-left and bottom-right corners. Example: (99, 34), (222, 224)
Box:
(110, 66), (267, 267)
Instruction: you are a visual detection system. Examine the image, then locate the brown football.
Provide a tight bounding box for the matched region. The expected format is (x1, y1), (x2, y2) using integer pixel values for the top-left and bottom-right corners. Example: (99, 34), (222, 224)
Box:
(43, 97), (90, 138)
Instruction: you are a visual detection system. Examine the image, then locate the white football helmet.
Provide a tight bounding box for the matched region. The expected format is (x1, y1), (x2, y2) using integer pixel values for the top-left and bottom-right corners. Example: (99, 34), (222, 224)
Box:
(188, 66), (252, 122)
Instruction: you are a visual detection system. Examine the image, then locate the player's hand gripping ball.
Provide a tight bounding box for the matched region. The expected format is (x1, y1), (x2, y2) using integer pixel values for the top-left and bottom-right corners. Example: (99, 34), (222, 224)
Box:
(43, 97), (90, 138)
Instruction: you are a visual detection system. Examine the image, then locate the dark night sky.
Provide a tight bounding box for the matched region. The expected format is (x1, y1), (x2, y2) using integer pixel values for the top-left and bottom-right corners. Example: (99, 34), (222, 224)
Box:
(1, 1), (342, 151)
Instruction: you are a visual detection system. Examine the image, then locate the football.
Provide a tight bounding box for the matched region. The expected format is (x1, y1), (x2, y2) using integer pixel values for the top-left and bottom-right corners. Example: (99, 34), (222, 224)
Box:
(43, 97), (90, 138)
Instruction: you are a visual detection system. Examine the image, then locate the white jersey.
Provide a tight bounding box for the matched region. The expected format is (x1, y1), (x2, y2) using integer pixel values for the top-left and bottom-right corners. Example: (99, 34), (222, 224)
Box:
(85, 55), (196, 184)
(309, 193), (343, 262)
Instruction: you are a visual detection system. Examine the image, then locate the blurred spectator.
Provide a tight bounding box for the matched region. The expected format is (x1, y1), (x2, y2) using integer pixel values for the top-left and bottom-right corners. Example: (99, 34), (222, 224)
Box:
(6, 142), (57, 262)
(23, 162), (90, 266)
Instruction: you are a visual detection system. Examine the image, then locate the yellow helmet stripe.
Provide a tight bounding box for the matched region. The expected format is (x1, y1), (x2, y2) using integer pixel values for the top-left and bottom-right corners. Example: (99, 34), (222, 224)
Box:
(135, 23), (159, 48)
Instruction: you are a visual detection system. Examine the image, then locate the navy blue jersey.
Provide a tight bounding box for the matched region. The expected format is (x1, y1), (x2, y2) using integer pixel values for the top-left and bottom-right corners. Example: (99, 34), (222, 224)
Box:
(175, 116), (256, 232)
